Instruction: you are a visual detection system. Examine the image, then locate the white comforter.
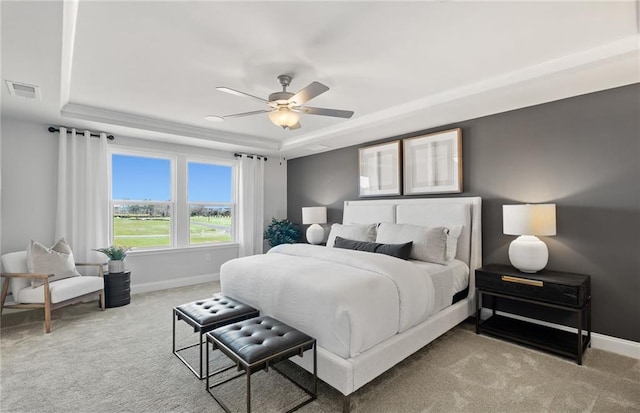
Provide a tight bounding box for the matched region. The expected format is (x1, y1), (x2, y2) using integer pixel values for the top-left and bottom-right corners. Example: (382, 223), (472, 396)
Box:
(220, 244), (437, 358)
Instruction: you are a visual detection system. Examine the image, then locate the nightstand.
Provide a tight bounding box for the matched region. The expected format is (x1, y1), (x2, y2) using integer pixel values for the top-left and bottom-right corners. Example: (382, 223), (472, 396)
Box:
(475, 264), (591, 364)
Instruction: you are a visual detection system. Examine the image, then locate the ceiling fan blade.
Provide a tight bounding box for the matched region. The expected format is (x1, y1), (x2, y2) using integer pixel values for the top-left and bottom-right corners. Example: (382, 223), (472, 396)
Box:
(216, 87), (268, 104)
(289, 82), (329, 105)
(223, 109), (271, 119)
(289, 121), (301, 130)
(299, 106), (354, 119)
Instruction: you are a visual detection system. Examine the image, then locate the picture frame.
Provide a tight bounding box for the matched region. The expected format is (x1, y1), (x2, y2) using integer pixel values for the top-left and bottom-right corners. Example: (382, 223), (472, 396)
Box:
(403, 128), (462, 195)
(358, 140), (401, 197)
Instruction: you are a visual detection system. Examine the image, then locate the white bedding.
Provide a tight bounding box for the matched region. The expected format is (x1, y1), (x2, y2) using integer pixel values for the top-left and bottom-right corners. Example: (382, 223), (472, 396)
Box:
(410, 259), (469, 292)
(221, 244), (457, 359)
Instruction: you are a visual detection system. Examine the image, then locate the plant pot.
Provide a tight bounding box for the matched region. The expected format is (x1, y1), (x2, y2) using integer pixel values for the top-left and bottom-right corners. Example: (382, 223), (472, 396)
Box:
(108, 260), (125, 273)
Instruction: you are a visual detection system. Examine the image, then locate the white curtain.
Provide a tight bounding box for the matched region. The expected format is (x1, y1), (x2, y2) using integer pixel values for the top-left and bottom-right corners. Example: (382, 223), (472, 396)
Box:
(55, 128), (109, 262)
(238, 154), (265, 257)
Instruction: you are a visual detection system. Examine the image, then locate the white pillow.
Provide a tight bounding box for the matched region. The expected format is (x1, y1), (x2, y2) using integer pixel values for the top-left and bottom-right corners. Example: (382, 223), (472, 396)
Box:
(446, 225), (464, 261)
(326, 223), (378, 248)
(376, 223), (451, 265)
(26, 238), (81, 288)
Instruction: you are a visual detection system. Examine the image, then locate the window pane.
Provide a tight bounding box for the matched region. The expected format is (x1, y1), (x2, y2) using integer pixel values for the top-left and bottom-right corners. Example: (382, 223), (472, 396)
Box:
(188, 162), (232, 203)
(190, 205), (232, 244)
(113, 205), (171, 248)
(113, 154), (171, 201)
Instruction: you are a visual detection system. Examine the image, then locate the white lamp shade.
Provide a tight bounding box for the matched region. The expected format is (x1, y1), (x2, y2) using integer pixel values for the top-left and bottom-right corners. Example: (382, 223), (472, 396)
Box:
(302, 207), (327, 225)
(503, 204), (556, 236)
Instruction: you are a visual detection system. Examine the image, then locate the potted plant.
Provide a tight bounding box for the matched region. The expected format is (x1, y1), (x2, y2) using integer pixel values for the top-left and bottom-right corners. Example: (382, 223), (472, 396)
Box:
(94, 245), (132, 273)
(264, 218), (300, 247)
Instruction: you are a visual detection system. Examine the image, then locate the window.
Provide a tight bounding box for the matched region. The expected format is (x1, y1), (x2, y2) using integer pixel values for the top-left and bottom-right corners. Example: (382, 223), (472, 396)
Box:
(188, 162), (233, 245)
(110, 151), (235, 250)
(111, 154), (173, 249)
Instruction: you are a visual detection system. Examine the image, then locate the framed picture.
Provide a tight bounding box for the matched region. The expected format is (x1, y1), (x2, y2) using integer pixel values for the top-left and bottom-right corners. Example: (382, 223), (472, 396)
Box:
(403, 128), (462, 195)
(358, 140), (401, 197)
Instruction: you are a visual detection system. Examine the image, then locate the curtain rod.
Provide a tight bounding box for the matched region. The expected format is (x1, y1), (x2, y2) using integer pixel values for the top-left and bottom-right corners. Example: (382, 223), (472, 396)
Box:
(234, 152), (268, 161)
(48, 126), (115, 141)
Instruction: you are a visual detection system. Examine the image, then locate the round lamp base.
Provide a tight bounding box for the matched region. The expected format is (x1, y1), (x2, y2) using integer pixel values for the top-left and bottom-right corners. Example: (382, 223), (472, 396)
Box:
(508, 235), (549, 273)
(306, 224), (325, 245)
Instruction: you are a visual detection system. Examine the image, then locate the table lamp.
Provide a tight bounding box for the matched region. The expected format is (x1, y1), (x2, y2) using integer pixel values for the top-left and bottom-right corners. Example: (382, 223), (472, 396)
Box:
(302, 206), (327, 245)
(503, 204), (556, 273)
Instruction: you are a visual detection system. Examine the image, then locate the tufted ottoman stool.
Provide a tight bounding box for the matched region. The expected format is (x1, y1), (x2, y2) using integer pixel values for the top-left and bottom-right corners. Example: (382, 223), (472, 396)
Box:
(173, 294), (259, 379)
(206, 316), (317, 413)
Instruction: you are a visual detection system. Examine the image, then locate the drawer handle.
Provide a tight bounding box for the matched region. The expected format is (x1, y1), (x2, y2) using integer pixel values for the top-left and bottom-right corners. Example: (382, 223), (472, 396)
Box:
(501, 275), (543, 287)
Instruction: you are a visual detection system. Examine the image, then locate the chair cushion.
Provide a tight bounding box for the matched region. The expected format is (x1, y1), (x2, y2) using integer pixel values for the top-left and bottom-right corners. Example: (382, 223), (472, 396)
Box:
(27, 238), (81, 288)
(17, 276), (104, 304)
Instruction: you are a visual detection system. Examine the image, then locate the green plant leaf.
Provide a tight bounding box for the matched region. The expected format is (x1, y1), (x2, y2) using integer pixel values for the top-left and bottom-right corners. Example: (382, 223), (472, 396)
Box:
(93, 245), (132, 260)
(264, 218), (300, 247)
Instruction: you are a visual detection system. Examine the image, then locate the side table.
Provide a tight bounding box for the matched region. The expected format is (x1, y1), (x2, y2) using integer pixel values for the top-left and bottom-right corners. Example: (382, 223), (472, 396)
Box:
(475, 264), (591, 364)
(104, 271), (131, 308)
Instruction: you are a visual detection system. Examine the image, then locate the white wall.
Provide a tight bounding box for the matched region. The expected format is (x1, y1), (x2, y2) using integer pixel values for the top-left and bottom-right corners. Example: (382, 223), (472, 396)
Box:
(1, 117), (58, 251)
(0, 116), (288, 293)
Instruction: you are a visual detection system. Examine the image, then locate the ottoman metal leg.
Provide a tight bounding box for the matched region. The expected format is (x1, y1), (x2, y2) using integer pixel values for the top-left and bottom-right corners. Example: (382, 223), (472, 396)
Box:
(173, 308), (207, 379)
(246, 368), (252, 413)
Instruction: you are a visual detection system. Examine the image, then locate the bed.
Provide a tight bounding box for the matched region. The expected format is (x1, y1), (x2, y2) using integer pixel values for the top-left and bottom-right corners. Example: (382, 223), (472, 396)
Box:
(220, 197), (482, 411)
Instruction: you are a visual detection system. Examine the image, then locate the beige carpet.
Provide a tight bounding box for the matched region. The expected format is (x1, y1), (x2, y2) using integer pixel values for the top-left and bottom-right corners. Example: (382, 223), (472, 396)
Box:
(1, 282), (639, 413)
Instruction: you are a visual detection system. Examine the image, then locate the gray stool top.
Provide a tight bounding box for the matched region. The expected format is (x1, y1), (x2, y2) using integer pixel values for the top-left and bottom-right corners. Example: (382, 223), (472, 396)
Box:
(210, 316), (314, 364)
(175, 294), (257, 327)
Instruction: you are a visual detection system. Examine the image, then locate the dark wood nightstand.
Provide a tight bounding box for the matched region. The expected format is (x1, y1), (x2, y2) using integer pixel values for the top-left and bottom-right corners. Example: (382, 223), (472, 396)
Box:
(475, 264), (591, 364)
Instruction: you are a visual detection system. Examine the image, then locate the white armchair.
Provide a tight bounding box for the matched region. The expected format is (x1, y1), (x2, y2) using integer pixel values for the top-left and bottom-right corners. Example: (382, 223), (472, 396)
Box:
(1, 251), (105, 333)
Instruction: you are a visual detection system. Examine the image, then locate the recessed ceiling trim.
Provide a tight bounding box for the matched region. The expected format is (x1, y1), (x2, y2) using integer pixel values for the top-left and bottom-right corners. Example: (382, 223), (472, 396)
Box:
(280, 35), (640, 151)
(60, 0), (79, 108)
(61, 102), (281, 150)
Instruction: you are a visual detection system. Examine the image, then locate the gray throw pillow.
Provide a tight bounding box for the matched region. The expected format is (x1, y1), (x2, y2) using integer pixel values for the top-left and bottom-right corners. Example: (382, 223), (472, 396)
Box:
(333, 236), (413, 260)
(26, 238), (81, 288)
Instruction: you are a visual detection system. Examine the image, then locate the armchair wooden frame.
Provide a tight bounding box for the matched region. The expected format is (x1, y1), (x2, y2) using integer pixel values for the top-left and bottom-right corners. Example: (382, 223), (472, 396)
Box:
(0, 263), (106, 333)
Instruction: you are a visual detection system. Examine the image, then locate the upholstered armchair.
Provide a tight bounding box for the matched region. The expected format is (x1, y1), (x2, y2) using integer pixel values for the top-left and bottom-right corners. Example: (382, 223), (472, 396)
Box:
(1, 251), (105, 333)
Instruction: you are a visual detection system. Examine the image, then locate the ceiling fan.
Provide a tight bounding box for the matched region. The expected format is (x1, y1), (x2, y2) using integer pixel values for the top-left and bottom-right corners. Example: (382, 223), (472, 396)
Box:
(208, 75), (354, 130)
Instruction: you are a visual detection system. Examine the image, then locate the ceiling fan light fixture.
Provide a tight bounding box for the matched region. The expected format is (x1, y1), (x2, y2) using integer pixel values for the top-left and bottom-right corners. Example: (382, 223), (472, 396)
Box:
(268, 107), (300, 128)
(216, 75), (353, 130)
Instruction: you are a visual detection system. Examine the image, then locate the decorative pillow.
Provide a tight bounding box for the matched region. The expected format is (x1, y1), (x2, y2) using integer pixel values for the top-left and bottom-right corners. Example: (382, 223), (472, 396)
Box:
(333, 236), (413, 260)
(376, 223), (450, 265)
(446, 225), (464, 261)
(326, 223), (378, 248)
(26, 238), (81, 288)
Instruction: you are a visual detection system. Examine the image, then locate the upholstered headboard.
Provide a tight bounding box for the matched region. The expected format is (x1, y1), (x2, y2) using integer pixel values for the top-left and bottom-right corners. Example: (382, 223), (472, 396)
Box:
(342, 197), (482, 272)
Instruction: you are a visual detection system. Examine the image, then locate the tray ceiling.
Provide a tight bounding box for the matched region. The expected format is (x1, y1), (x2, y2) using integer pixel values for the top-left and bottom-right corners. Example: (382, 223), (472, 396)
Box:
(2, 1), (638, 158)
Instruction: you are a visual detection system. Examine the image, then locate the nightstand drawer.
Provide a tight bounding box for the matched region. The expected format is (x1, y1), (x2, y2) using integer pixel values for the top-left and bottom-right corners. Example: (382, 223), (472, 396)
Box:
(476, 264), (590, 308)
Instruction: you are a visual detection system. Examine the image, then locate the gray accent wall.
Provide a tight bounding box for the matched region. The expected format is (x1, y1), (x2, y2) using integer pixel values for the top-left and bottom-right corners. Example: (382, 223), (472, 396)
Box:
(288, 84), (640, 342)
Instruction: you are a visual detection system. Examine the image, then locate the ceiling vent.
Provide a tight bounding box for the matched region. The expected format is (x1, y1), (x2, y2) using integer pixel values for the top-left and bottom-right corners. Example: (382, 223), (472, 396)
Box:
(6, 80), (41, 100)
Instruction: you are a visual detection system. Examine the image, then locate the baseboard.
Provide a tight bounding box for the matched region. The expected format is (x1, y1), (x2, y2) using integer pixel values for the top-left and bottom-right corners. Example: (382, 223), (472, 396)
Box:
(479, 309), (640, 360)
(130, 272), (220, 295)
